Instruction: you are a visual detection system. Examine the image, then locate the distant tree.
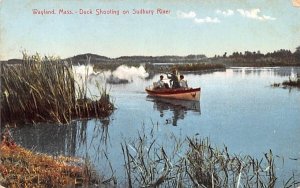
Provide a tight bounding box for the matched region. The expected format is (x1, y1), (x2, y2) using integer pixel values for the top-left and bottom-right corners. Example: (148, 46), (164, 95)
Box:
(223, 52), (227, 58)
(230, 52), (239, 58)
(244, 51), (252, 58)
(266, 52), (271, 57)
(294, 46), (300, 61)
(256, 50), (264, 58)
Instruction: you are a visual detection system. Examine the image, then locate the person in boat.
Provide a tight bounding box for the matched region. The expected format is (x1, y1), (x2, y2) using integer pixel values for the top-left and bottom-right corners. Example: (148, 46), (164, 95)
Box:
(179, 75), (188, 88)
(167, 70), (180, 89)
(154, 75), (166, 89)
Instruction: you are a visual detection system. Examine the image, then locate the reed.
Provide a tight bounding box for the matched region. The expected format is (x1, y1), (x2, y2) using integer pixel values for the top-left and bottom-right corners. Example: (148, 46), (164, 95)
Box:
(121, 128), (299, 187)
(171, 63), (226, 72)
(271, 74), (300, 88)
(282, 75), (300, 88)
(0, 53), (114, 124)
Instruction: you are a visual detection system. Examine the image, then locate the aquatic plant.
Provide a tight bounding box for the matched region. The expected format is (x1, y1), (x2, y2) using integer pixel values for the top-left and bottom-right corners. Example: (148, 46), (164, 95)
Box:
(0, 53), (114, 124)
(271, 82), (281, 87)
(282, 74), (300, 88)
(271, 74), (300, 88)
(171, 63), (226, 72)
(121, 129), (299, 187)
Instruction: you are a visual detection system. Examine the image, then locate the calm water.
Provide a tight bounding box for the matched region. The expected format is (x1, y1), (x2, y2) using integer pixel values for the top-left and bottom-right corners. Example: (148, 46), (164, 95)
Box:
(11, 67), (300, 183)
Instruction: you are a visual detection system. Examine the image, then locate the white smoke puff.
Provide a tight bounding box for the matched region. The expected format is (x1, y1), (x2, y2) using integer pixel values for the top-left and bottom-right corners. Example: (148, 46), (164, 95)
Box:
(111, 65), (149, 82)
(72, 64), (149, 85)
(73, 64), (95, 78)
(72, 64), (97, 94)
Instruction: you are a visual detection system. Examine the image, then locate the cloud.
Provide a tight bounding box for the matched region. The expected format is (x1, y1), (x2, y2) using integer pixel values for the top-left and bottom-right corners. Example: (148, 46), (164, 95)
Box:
(177, 11), (196, 19)
(177, 10), (220, 24)
(237, 8), (276, 21)
(194, 17), (220, 24)
(216, 9), (234, 16)
(261, 15), (276, 20)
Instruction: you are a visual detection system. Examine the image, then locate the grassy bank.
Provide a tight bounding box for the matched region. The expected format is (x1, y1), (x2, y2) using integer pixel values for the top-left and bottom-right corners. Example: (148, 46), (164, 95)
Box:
(210, 57), (300, 67)
(1, 53), (114, 124)
(0, 133), (99, 187)
(93, 61), (226, 74)
(143, 62), (226, 75)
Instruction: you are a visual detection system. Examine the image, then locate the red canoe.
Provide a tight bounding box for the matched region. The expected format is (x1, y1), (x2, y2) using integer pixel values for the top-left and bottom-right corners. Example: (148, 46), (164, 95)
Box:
(145, 87), (201, 101)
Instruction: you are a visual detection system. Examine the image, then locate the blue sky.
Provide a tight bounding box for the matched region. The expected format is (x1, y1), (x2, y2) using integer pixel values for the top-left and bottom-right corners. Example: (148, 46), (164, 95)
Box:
(0, 0), (299, 60)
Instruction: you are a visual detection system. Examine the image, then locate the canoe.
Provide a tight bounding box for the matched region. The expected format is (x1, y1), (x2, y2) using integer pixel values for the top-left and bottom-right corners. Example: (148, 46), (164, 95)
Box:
(145, 87), (201, 101)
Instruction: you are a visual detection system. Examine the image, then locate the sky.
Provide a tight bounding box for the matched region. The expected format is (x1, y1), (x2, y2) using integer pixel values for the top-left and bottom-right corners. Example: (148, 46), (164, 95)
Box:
(0, 0), (300, 60)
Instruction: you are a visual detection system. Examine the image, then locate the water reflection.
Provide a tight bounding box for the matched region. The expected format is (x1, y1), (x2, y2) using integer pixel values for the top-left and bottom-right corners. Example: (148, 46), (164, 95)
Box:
(79, 119), (110, 150)
(10, 119), (111, 157)
(147, 96), (201, 126)
(231, 67), (300, 77)
(10, 122), (77, 156)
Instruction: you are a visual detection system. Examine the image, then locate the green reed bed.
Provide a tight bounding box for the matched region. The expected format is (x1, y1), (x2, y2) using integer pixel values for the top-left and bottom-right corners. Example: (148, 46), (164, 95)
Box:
(282, 76), (300, 88)
(171, 63), (226, 72)
(121, 129), (299, 188)
(1, 53), (114, 124)
(271, 74), (300, 88)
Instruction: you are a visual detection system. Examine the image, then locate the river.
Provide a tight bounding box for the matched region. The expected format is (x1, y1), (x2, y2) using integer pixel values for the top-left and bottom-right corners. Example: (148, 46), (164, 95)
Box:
(11, 66), (300, 184)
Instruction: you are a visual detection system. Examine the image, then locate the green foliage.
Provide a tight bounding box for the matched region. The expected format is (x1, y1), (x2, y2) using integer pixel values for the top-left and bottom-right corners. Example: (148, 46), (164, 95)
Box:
(171, 63), (225, 72)
(282, 75), (300, 87)
(1, 53), (114, 124)
(294, 46), (300, 61)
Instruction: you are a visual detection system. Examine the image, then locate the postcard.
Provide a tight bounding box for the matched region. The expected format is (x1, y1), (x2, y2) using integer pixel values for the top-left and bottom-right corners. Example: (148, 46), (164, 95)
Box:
(1, 0), (299, 187)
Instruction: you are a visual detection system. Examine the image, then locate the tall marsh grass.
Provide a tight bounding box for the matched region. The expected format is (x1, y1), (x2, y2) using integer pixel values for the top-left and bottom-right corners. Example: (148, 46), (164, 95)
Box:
(0, 53), (114, 124)
(121, 129), (299, 187)
(282, 74), (300, 88)
(171, 63), (226, 72)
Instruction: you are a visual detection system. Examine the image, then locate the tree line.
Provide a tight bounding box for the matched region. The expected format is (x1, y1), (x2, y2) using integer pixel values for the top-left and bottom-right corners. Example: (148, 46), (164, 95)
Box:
(212, 46), (300, 66)
(219, 46), (300, 61)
